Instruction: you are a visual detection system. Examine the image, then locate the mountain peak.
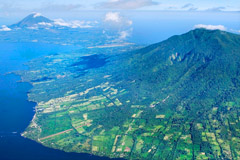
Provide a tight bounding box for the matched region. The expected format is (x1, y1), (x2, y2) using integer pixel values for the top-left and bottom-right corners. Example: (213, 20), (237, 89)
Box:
(135, 29), (240, 75)
(10, 13), (53, 28)
(31, 12), (42, 18)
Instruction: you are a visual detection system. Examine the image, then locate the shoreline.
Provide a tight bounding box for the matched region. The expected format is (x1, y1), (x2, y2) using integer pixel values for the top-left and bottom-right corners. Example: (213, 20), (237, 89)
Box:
(14, 62), (126, 160)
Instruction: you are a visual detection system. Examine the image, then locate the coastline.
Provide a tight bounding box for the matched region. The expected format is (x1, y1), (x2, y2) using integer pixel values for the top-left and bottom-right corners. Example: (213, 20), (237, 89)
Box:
(14, 60), (126, 160)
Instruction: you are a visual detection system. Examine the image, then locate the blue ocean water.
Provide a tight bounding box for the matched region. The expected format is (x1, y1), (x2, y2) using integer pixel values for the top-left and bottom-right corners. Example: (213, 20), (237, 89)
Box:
(0, 42), (123, 160)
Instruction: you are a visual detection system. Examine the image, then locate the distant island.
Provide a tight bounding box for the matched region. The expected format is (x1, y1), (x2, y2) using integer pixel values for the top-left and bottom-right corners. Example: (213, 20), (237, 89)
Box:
(15, 29), (240, 160)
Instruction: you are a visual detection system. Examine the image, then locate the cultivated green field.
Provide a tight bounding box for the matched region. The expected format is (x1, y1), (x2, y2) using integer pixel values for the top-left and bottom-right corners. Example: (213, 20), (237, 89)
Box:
(17, 29), (240, 159)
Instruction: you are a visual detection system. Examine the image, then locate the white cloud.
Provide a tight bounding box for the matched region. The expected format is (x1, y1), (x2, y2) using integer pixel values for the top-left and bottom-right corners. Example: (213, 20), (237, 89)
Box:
(88, 42), (134, 49)
(53, 19), (71, 27)
(27, 26), (39, 30)
(104, 12), (121, 23)
(53, 19), (95, 28)
(104, 12), (132, 27)
(119, 30), (131, 39)
(127, 20), (133, 26)
(70, 20), (94, 28)
(33, 13), (41, 18)
(38, 22), (53, 27)
(0, 25), (11, 31)
(103, 12), (133, 41)
(97, 0), (158, 9)
(194, 24), (227, 31)
(229, 29), (240, 34)
(32, 39), (38, 42)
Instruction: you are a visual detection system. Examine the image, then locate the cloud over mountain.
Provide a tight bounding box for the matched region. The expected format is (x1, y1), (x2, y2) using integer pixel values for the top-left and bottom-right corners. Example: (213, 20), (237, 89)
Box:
(194, 24), (227, 31)
(9, 13), (97, 30)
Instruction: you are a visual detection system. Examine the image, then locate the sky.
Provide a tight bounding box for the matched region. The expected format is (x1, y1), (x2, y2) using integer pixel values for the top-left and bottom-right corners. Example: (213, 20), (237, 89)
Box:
(0, 0), (239, 16)
(0, 0), (239, 44)
(0, 0), (239, 22)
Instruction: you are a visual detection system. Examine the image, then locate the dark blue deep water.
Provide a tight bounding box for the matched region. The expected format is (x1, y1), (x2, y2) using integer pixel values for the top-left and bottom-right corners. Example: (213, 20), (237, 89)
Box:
(0, 42), (122, 160)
